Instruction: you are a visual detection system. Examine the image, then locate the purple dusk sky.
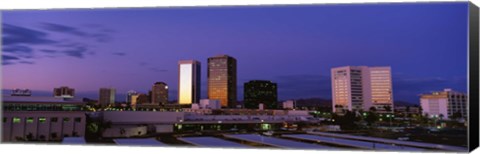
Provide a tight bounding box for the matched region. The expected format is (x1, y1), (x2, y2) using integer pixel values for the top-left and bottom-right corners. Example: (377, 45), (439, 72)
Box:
(2, 2), (469, 103)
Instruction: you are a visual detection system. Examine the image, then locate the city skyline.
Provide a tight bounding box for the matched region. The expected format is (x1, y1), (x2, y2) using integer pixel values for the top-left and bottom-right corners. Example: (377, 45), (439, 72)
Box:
(2, 3), (469, 103)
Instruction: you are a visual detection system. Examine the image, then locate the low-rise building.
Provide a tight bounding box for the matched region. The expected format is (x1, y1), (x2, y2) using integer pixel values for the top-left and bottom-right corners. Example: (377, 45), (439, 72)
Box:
(420, 89), (467, 120)
(199, 99), (221, 109)
(282, 100), (295, 109)
(2, 95), (86, 142)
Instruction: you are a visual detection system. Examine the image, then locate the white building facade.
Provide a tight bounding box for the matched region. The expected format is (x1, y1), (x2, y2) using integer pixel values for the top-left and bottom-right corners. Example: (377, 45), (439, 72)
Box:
(178, 60), (201, 105)
(331, 66), (393, 113)
(420, 89), (467, 120)
(199, 99), (221, 109)
(282, 100), (295, 109)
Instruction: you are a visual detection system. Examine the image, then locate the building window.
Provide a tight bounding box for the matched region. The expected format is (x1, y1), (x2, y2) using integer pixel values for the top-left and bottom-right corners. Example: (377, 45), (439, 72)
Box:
(13, 117), (21, 123)
(63, 117), (70, 122)
(26, 117), (34, 123)
(39, 117), (47, 123)
(3, 117), (7, 123)
(51, 117), (58, 122)
(74, 118), (82, 123)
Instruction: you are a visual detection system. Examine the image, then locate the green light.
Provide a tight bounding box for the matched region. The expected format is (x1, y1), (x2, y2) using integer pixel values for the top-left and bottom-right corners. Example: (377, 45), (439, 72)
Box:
(13, 117), (21, 123)
(39, 117), (46, 123)
(26, 117), (34, 123)
(261, 124), (271, 130)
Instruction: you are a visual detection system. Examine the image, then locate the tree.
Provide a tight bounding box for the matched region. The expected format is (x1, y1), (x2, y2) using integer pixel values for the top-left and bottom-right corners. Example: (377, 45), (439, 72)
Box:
(365, 111), (379, 126)
(384, 105), (392, 112)
(337, 110), (358, 130)
(26, 133), (34, 141)
(451, 111), (463, 120)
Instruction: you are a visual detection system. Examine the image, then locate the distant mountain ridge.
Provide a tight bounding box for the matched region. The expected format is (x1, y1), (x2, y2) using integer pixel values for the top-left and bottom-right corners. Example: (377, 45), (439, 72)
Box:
(279, 97), (418, 107)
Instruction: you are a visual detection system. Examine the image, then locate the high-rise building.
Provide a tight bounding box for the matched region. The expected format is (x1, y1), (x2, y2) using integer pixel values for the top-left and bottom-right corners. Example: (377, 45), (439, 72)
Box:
(99, 88), (116, 107)
(126, 90), (138, 105)
(331, 66), (393, 113)
(151, 82), (168, 106)
(207, 55), (237, 108)
(53, 86), (75, 98)
(420, 89), (467, 120)
(244, 80), (278, 109)
(178, 60), (201, 105)
(368, 67), (394, 113)
(136, 93), (150, 104)
(130, 93), (140, 108)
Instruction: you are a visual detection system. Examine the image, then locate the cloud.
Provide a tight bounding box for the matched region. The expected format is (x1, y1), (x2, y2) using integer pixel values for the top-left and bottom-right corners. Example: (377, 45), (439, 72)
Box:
(112, 52), (126, 56)
(149, 68), (168, 72)
(270, 74), (467, 104)
(2, 55), (20, 60)
(18, 61), (35, 65)
(3, 45), (33, 54)
(41, 23), (88, 37)
(274, 74), (332, 100)
(2, 24), (56, 46)
(392, 76), (467, 103)
(63, 46), (88, 58)
(90, 33), (112, 43)
(2, 55), (21, 65)
(2, 62), (14, 65)
(2, 23), (116, 65)
(41, 22), (113, 43)
(2, 45), (35, 60)
(139, 62), (149, 66)
(39, 49), (58, 53)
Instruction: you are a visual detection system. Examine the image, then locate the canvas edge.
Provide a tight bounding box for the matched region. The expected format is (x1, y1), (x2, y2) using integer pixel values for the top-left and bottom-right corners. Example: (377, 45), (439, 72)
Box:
(468, 1), (479, 152)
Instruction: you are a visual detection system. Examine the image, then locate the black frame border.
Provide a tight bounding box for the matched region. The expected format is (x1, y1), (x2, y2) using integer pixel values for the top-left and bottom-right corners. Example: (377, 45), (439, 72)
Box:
(469, 1), (479, 152)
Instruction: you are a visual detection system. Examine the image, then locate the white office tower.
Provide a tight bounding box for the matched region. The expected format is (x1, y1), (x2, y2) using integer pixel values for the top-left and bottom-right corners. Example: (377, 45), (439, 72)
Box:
(331, 66), (393, 113)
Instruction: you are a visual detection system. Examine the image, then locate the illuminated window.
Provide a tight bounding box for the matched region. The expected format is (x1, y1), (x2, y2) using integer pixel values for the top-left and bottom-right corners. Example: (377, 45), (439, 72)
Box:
(39, 117), (46, 123)
(13, 117), (21, 123)
(26, 117), (34, 123)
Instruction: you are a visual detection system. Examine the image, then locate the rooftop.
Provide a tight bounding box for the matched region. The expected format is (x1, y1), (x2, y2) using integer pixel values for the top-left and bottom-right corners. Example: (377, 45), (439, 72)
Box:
(2, 95), (85, 104)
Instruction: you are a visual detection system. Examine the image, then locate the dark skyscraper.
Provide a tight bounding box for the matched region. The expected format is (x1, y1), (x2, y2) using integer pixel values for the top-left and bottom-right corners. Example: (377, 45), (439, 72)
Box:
(208, 55), (237, 108)
(244, 80), (278, 109)
(99, 88), (115, 107)
(151, 82), (168, 106)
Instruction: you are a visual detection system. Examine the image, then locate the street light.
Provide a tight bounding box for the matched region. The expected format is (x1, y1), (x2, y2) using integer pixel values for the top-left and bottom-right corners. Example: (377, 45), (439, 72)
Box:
(386, 114), (392, 127)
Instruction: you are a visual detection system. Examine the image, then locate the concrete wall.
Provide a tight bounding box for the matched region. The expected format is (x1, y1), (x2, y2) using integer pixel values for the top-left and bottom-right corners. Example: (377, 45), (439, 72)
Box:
(2, 111), (86, 142)
(155, 124), (174, 133)
(102, 125), (148, 138)
(102, 111), (185, 124)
